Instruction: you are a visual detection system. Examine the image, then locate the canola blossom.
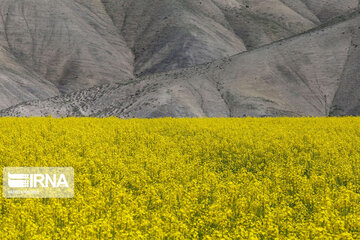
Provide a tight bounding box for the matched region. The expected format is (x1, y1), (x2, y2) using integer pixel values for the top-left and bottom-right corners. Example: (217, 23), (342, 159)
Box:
(0, 117), (359, 239)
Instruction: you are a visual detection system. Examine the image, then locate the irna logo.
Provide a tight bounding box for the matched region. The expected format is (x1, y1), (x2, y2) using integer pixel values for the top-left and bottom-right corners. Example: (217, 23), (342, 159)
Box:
(3, 167), (74, 198)
(8, 173), (69, 188)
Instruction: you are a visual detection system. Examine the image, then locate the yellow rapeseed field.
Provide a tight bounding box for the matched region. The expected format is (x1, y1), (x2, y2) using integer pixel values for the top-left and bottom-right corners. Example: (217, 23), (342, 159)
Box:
(0, 117), (359, 239)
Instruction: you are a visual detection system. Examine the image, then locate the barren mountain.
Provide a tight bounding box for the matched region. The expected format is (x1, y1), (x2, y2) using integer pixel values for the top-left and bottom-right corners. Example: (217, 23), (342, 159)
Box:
(0, 0), (358, 110)
(0, 0), (134, 92)
(102, 0), (359, 75)
(0, 45), (59, 109)
(3, 11), (359, 118)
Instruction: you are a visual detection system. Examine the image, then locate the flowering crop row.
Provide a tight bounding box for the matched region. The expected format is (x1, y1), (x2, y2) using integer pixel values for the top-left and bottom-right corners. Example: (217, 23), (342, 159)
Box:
(0, 117), (359, 239)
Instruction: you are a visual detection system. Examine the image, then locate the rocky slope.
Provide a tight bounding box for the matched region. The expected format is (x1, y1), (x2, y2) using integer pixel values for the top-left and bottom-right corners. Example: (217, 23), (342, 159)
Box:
(0, 45), (59, 109)
(0, 0), (358, 110)
(102, 0), (359, 75)
(3, 11), (359, 118)
(0, 0), (134, 93)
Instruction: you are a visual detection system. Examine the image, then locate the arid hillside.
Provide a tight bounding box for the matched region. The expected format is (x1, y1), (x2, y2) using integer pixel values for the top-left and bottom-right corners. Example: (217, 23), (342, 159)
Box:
(2, 11), (360, 117)
(0, 0), (358, 115)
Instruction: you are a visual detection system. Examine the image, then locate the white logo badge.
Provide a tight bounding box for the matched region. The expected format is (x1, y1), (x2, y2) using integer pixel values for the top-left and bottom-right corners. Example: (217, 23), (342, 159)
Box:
(3, 167), (74, 198)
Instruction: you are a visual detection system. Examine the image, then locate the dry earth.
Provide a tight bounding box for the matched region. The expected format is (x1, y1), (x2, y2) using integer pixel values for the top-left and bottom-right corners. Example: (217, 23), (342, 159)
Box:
(0, 0), (359, 116)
